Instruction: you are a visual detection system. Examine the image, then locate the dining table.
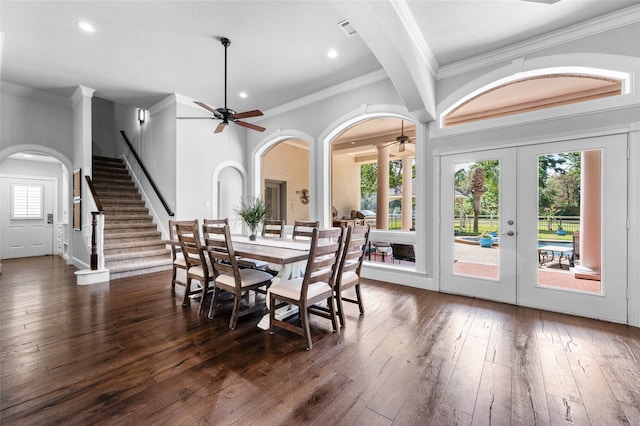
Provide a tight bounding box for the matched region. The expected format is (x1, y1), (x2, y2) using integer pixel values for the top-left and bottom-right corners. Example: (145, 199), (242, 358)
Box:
(168, 233), (311, 329)
(230, 235), (311, 329)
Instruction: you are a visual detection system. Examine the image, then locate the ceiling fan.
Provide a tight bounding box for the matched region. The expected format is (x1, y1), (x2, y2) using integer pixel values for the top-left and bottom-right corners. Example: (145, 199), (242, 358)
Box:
(385, 120), (415, 153)
(179, 37), (266, 133)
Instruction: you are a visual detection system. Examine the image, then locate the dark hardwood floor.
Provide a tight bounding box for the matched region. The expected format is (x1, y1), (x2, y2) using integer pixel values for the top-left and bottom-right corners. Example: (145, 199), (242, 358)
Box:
(1, 256), (639, 425)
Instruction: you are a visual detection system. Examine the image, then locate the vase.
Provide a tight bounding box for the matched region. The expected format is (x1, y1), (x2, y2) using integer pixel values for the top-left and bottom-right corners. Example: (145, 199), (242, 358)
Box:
(248, 223), (258, 241)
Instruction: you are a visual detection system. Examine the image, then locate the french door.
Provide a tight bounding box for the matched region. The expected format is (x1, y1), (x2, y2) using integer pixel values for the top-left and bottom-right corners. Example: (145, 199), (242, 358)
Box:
(440, 148), (518, 304)
(440, 134), (628, 323)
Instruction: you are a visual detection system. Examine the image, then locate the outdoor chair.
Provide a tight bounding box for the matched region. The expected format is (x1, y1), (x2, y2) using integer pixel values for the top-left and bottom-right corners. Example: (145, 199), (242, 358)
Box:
(391, 243), (416, 263)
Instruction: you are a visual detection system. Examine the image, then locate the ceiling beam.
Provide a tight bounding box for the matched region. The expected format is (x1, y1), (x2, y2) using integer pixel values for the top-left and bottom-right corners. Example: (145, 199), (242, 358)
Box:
(329, 0), (437, 122)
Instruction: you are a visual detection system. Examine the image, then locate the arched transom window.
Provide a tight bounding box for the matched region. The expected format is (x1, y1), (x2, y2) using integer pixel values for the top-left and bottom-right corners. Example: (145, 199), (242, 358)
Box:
(444, 73), (624, 127)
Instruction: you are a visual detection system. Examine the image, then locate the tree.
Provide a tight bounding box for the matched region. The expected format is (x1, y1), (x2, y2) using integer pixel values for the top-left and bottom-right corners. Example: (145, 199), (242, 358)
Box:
(470, 166), (486, 233)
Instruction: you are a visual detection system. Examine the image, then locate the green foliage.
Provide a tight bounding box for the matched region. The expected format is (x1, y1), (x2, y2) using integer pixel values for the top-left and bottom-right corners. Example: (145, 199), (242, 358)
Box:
(233, 196), (266, 226)
(538, 152), (581, 212)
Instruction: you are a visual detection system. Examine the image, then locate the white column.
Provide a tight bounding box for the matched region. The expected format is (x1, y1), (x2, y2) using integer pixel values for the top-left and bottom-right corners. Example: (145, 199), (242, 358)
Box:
(573, 150), (601, 280)
(402, 158), (413, 230)
(376, 145), (389, 230)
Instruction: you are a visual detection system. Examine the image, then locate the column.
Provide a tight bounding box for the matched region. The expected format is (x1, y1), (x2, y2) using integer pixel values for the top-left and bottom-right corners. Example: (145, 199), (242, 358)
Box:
(402, 158), (413, 230)
(573, 149), (601, 280)
(376, 145), (389, 230)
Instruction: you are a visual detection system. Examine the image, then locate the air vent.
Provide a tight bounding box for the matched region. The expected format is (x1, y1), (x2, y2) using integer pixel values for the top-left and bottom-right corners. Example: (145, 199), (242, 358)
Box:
(338, 19), (357, 37)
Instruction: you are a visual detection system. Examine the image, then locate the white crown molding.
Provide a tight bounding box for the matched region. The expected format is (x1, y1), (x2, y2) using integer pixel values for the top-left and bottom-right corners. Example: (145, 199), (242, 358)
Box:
(148, 93), (178, 115)
(0, 81), (72, 107)
(71, 85), (95, 107)
(437, 4), (640, 80)
(261, 68), (388, 119)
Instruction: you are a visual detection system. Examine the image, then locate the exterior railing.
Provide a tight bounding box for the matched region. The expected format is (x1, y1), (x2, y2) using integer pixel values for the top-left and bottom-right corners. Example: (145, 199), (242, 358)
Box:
(453, 215), (581, 235)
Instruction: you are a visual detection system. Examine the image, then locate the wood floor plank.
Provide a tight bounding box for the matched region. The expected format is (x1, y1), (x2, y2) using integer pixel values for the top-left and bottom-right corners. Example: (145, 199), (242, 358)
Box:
(471, 360), (512, 426)
(2, 256), (639, 425)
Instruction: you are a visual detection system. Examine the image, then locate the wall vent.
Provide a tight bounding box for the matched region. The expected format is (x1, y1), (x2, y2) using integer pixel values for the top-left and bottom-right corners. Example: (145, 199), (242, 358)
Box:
(338, 19), (357, 37)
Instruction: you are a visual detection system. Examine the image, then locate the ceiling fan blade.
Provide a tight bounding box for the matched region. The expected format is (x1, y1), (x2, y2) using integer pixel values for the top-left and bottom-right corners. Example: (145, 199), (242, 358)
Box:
(235, 120), (266, 132)
(194, 101), (223, 118)
(234, 109), (263, 119)
(214, 122), (227, 133)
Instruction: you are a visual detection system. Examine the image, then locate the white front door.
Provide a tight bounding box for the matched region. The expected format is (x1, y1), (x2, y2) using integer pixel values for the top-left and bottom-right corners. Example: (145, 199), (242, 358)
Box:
(440, 148), (518, 304)
(1, 176), (54, 259)
(440, 134), (628, 323)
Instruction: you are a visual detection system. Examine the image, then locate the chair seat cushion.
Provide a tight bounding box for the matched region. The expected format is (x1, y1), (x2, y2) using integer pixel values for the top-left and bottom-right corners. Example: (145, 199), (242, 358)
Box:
(215, 268), (272, 288)
(187, 265), (210, 280)
(269, 277), (332, 301)
(340, 270), (359, 288)
(173, 257), (187, 268)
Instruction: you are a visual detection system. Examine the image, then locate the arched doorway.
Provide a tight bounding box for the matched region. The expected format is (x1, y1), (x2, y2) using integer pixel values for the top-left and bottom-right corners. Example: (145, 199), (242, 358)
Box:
(260, 139), (310, 226)
(0, 149), (71, 259)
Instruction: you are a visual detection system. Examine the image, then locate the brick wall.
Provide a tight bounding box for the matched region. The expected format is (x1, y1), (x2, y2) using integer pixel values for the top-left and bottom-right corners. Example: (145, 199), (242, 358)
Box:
(262, 141), (309, 225)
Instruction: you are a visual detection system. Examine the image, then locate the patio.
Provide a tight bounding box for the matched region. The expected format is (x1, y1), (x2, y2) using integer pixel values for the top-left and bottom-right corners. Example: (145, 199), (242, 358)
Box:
(452, 242), (601, 293)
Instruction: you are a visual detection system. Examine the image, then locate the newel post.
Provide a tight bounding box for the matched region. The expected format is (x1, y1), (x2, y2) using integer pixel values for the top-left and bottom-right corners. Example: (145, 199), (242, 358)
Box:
(90, 211), (98, 270)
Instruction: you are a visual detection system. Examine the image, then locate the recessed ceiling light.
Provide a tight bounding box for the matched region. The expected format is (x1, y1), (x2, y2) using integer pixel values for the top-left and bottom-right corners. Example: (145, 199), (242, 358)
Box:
(327, 49), (338, 59)
(239, 91), (248, 98)
(76, 20), (96, 33)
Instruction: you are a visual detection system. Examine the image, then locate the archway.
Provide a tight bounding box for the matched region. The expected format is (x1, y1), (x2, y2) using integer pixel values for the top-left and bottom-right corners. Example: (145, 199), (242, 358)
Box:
(211, 160), (246, 234)
(0, 146), (72, 260)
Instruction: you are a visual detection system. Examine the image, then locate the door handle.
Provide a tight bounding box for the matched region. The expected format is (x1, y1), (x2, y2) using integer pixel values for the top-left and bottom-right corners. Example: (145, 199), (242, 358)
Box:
(502, 230), (515, 236)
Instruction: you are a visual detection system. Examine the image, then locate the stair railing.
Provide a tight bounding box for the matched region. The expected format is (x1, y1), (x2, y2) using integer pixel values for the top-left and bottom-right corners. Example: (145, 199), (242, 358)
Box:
(85, 176), (105, 270)
(119, 130), (175, 216)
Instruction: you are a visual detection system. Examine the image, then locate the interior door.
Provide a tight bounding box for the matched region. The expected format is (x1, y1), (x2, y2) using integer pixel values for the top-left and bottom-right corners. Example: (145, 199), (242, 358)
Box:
(517, 134), (628, 323)
(1, 176), (54, 259)
(440, 148), (517, 304)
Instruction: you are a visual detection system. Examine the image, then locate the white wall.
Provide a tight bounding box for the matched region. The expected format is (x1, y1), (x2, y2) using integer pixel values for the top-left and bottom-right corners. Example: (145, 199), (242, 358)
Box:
(92, 97), (116, 158)
(176, 99), (247, 224)
(1, 82), (73, 159)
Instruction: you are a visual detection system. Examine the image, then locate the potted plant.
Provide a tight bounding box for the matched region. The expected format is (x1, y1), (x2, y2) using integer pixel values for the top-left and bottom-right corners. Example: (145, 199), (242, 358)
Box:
(556, 225), (567, 236)
(234, 196), (266, 240)
(478, 232), (494, 248)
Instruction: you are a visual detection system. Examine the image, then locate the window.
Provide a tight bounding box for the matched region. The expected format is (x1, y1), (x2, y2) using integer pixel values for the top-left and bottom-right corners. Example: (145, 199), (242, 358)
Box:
(11, 184), (43, 219)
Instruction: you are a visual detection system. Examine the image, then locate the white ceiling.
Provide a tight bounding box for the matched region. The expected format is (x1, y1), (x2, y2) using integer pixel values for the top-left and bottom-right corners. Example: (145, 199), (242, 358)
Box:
(1, 0), (637, 118)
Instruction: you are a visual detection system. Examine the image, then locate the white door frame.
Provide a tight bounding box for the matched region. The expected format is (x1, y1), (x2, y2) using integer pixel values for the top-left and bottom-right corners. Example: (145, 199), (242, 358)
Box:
(517, 134), (628, 323)
(436, 134), (628, 324)
(439, 148), (518, 304)
(1, 174), (58, 259)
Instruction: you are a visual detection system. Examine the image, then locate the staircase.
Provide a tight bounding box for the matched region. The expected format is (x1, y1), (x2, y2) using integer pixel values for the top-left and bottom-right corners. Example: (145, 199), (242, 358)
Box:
(92, 156), (172, 280)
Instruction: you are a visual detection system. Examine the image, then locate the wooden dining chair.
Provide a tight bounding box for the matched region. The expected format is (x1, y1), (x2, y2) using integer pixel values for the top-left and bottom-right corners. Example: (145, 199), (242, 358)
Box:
(175, 220), (213, 314)
(262, 219), (284, 238)
(292, 220), (319, 240)
(203, 222), (273, 329)
(269, 227), (344, 350)
(168, 219), (193, 291)
(335, 224), (370, 327)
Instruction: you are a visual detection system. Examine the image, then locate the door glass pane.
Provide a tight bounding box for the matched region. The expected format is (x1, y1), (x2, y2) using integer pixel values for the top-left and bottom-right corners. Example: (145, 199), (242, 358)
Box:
(453, 160), (500, 280)
(537, 150), (601, 293)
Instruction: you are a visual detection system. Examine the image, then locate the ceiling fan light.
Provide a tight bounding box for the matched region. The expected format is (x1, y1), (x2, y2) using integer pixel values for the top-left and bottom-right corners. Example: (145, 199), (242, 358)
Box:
(399, 143), (405, 153)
